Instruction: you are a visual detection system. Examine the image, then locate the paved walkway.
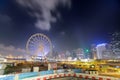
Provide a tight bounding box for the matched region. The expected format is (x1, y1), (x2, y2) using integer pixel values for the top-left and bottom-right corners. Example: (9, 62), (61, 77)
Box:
(99, 73), (120, 78)
(51, 77), (73, 80)
(51, 77), (85, 80)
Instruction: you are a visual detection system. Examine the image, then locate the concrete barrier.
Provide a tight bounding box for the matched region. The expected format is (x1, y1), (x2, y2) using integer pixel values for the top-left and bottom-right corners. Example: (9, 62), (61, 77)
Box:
(0, 69), (119, 80)
(22, 72), (120, 80)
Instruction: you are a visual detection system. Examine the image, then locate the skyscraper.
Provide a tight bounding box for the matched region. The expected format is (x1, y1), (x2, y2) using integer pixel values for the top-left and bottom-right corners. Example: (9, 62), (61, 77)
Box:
(91, 44), (97, 59)
(96, 43), (107, 59)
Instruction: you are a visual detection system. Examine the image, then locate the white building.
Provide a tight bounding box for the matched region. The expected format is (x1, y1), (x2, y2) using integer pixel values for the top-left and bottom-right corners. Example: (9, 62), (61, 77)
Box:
(96, 43), (107, 59)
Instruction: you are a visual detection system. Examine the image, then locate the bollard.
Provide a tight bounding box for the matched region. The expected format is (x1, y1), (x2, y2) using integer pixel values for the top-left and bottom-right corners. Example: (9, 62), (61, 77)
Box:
(64, 74), (66, 77)
(54, 75), (57, 78)
(99, 77), (103, 80)
(49, 76), (52, 79)
(59, 74), (62, 77)
(85, 76), (89, 79)
(106, 78), (111, 80)
(37, 78), (40, 80)
(43, 77), (46, 80)
(73, 73), (76, 77)
(92, 76), (96, 80)
(68, 74), (71, 77)
(79, 75), (83, 78)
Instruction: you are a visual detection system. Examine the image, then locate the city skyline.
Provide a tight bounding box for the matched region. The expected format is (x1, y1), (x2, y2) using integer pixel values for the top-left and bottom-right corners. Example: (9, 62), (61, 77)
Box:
(0, 0), (120, 56)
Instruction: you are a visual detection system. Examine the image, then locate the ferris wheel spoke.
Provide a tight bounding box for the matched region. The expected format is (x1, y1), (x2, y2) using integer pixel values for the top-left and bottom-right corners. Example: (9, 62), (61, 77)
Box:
(28, 46), (37, 50)
(28, 45), (37, 48)
(30, 40), (39, 45)
(37, 37), (41, 43)
(29, 40), (36, 44)
(29, 43), (37, 48)
(31, 37), (36, 42)
(32, 38), (38, 44)
(26, 33), (52, 57)
(33, 37), (40, 43)
(34, 36), (40, 42)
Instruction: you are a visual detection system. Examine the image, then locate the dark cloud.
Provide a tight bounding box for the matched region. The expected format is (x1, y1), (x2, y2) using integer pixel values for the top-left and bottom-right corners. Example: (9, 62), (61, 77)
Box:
(16, 0), (71, 31)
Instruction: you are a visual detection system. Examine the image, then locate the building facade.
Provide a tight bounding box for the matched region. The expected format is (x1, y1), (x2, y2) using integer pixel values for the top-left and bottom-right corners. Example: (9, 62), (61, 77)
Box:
(96, 43), (107, 59)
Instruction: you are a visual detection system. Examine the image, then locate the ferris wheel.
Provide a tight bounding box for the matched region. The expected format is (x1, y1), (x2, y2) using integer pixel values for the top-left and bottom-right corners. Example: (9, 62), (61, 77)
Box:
(26, 33), (52, 57)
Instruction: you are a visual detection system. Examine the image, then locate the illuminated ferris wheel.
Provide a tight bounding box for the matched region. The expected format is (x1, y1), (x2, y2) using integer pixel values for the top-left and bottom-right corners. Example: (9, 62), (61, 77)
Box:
(26, 33), (52, 57)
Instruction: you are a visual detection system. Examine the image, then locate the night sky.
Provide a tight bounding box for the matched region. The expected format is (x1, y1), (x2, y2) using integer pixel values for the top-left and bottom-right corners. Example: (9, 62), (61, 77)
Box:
(0, 0), (120, 56)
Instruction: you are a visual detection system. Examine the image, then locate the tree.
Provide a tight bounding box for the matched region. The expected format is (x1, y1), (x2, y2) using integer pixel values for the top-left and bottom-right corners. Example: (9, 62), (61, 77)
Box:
(4, 65), (14, 74)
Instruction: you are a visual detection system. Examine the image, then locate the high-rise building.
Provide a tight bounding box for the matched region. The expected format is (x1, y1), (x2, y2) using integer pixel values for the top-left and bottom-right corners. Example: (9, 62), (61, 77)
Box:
(72, 48), (85, 59)
(96, 43), (107, 59)
(76, 48), (85, 59)
(91, 44), (97, 59)
(96, 43), (120, 59)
